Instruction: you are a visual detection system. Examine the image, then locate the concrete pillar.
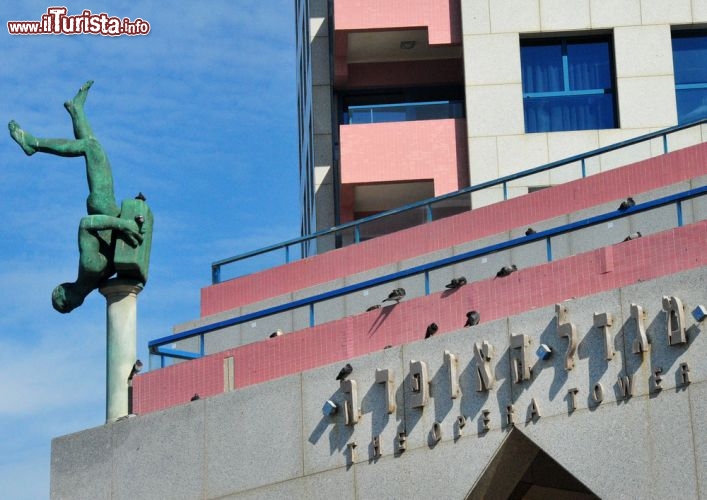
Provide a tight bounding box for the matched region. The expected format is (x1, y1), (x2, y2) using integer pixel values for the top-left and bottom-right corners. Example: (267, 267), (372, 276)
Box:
(100, 278), (143, 423)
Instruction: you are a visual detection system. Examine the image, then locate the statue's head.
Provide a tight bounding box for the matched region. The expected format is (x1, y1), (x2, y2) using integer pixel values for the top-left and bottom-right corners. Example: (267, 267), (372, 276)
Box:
(52, 283), (84, 313)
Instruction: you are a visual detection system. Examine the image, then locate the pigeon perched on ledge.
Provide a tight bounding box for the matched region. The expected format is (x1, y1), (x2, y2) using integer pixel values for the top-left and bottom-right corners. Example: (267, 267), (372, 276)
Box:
(445, 276), (467, 289)
(425, 323), (439, 339)
(465, 310), (480, 327)
(618, 197), (635, 211)
(336, 363), (353, 381)
(383, 287), (406, 303)
(496, 264), (518, 278)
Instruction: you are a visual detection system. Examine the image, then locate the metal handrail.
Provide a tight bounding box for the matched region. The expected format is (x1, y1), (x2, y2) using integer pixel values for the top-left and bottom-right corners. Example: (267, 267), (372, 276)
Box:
(153, 186), (706, 365)
(211, 118), (707, 284)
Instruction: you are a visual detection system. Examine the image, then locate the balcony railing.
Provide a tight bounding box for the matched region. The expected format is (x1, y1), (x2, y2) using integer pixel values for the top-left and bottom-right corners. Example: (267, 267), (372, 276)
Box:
(345, 100), (465, 124)
(151, 185), (707, 366)
(211, 118), (707, 284)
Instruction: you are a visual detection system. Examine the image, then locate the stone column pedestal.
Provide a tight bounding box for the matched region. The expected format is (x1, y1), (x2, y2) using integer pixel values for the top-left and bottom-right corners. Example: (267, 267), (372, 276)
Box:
(99, 278), (143, 423)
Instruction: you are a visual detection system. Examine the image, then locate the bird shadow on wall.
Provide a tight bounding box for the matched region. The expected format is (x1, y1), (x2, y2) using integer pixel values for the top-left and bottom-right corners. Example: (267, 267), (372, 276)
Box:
(367, 303), (397, 336)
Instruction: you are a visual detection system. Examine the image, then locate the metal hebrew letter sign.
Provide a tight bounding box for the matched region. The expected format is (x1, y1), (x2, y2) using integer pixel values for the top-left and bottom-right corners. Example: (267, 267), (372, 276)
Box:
(511, 334), (532, 382)
(444, 351), (461, 399)
(663, 296), (687, 345)
(375, 368), (396, 414)
(474, 341), (495, 391)
(631, 303), (650, 354)
(340, 379), (360, 425)
(556, 304), (577, 370)
(409, 360), (429, 408)
(593, 312), (614, 360)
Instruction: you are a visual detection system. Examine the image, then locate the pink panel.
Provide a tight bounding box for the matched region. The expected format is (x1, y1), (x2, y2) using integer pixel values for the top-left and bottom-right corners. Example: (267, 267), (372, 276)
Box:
(339, 118), (468, 195)
(136, 221), (707, 415)
(334, 0), (461, 45)
(201, 142), (707, 317)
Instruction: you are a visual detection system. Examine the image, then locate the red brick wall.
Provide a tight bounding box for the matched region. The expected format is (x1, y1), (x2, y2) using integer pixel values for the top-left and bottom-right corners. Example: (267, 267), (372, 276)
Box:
(135, 221), (707, 415)
(201, 143), (707, 317)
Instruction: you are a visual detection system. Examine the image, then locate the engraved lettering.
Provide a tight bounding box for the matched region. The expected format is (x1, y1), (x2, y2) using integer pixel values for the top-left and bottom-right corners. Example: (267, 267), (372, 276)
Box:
(653, 367), (663, 392)
(506, 404), (515, 427)
(529, 398), (541, 420)
(679, 362), (690, 385)
(431, 421), (442, 442)
(568, 387), (579, 412)
(481, 409), (491, 432)
(617, 375), (633, 399)
(397, 431), (407, 452)
(372, 435), (381, 458)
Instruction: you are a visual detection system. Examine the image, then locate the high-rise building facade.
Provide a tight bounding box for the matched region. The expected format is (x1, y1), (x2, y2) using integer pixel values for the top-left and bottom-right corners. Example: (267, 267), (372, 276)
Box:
(51, 2), (707, 498)
(299, 0), (707, 239)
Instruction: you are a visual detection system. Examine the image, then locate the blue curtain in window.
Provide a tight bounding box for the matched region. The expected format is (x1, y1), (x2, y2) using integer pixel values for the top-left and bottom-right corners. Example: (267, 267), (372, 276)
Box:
(673, 33), (707, 124)
(521, 40), (615, 133)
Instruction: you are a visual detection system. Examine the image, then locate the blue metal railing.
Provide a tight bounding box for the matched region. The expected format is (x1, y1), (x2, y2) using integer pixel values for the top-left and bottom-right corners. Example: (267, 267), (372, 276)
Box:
(211, 118), (707, 284)
(347, 100), (465, 124)
(152, 185), (707, 366)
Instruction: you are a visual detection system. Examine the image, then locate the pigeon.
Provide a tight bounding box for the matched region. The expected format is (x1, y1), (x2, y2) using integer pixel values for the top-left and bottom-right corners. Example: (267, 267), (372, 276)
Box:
(135, 192), (146, 201)
(383, 345), (393, 349)
(190, 393), (200, 401)
(366, 304), (381, 312)
(383, 287), (406, 303)
(336, 363), (353, 381)
(425, 323), (438, 339)
(496, 264), (518, 278)
(618, 197), (635, 211)
(623, 231), (642, 242)
(445, 276), (467, 289)
(269, 329), (284, 338)
(525, 227), (537, 236)
(465, 310), (480, 327)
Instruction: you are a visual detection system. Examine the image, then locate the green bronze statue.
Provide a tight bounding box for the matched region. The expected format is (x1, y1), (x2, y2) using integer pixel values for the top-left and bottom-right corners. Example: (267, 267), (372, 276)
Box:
(9, 81), (153, 313)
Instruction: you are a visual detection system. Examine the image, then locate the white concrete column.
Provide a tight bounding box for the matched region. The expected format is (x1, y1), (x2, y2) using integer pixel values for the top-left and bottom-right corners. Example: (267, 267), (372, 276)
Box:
(99, 278), (143, 423)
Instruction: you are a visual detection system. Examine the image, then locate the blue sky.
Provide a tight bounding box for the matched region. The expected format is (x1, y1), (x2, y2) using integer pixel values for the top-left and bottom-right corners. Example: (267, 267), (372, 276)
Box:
(0, 2), (298, 497)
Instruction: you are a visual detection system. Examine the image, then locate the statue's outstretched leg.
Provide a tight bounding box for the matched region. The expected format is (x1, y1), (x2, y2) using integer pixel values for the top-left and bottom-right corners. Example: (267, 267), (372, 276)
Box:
(64, 80), (95, 140)
(8, 120), (90, 157)
(8, 80), (96, 156)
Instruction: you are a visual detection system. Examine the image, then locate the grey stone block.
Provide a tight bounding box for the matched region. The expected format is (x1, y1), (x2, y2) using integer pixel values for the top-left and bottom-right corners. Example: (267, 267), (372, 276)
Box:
(223, 466), (355, 500)
(352, 428), (508, 500)
(689, 380), (707, 499)
(522, 389), (698, 499)
(205, 375), (304, 498)
(110, 403), (206, 500)
(51, 425), (112, 500)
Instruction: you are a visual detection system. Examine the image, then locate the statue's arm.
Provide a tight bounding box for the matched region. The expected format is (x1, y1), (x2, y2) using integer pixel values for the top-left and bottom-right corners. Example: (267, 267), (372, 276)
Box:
(79, 215), (143, 246)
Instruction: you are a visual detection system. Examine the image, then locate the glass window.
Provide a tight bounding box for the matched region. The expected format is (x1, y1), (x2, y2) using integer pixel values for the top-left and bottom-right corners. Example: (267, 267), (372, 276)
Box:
(672, 31), (707, 124)
(520, 37), (617, 133)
